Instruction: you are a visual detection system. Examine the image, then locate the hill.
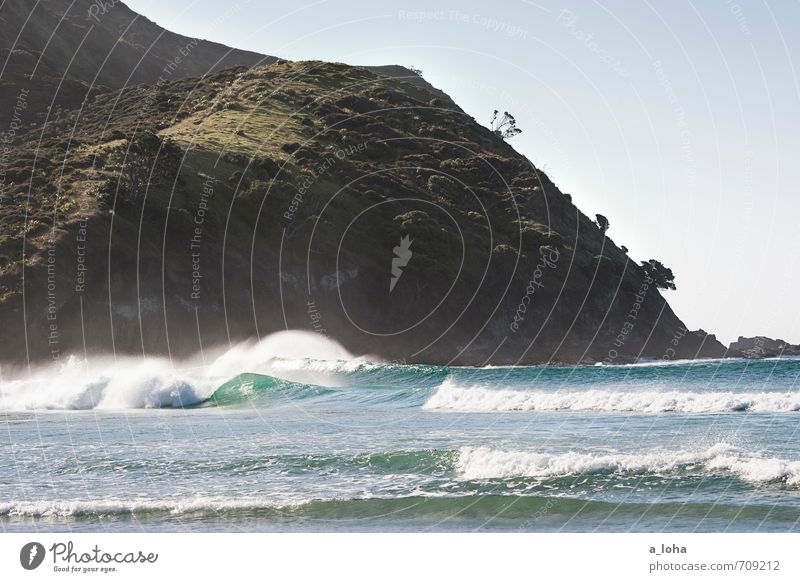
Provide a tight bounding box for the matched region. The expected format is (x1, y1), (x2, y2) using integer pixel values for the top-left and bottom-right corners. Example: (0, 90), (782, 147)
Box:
(0, 3), (725, 365)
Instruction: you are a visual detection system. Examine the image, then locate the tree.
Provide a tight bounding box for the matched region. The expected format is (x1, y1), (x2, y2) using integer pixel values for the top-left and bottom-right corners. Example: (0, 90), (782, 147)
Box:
(490, 110), (522, 139)
(641, 259), (676, 290)
(119, 132), (182, 206)
(595, 214), (610, 232)
(408, 66), (423, 76)
(620, 245), (629, 254)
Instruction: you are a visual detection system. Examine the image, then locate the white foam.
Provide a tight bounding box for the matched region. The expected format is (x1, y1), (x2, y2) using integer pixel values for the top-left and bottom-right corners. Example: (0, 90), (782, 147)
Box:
(265, 356), (378, 378)
(624, 357), (729, 367)
(0, 331), (354, 410)
(0, 497), (296, 518)
(0, 356), (212, 410)
(456, 444), (800, 485)
(424, 378), (800, 413)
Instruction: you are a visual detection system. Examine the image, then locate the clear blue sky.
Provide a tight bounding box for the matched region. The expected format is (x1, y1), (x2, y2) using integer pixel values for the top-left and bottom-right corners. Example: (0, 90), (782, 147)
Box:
(127, 0), (800, 345)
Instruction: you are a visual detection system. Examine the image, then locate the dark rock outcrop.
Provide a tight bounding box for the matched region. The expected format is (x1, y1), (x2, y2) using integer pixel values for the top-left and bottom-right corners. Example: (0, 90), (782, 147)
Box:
(728, 336), (800, 359)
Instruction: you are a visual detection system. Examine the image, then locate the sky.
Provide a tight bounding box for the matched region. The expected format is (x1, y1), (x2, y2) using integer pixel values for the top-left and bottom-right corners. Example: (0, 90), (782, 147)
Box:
(126, 0), (800, 345)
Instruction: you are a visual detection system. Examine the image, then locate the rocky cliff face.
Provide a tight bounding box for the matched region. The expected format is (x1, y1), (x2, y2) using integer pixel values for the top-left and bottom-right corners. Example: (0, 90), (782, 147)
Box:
(0, 3), (725, 365)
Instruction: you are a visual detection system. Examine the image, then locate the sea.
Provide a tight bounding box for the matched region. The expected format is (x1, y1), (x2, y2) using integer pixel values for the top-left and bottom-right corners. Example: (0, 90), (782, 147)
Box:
(2, 331), (800, 532)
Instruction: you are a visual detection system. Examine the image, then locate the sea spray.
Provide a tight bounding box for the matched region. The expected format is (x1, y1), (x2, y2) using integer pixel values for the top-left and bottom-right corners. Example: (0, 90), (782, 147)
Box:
(0, 330), (355, 410)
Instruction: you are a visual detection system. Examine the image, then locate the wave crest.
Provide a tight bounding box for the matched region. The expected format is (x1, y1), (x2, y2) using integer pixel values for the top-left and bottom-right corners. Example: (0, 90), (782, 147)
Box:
(424, 378), (800, 413)
(456, 444), (800, 485)
(0, 331), (354, 410)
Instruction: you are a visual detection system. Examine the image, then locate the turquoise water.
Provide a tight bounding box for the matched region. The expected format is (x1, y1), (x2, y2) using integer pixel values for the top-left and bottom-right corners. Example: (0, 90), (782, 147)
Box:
(2, 355), (800, 532)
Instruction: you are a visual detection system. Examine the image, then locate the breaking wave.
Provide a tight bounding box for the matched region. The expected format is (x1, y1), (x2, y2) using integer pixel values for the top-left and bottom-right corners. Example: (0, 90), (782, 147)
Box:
(4, 340), (799, 412)
(0, 331), (352, 410)
(5, 441), (800, 523)
(424, 378), (800, 413)
(3, 495), (787, 526)
(455, 443), (800, 485)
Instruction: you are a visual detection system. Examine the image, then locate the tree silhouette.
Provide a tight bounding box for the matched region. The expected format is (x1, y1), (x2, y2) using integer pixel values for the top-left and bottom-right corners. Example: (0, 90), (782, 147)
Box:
(641, 259), (676, 290)
(490, 110), (522, 139)
(595, 214), (610, 232)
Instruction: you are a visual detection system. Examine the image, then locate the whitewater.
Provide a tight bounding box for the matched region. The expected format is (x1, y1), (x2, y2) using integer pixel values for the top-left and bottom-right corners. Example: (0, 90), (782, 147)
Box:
(2, 331), (800, 532)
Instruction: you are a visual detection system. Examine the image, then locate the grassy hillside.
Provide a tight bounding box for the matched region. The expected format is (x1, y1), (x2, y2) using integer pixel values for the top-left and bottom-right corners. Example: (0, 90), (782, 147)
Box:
(0, 57), (725, 364)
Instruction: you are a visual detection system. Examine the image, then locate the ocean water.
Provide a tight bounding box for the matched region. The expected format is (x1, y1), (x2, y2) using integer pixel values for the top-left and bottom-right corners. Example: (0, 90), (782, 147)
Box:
(2, 333), (800, 532)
